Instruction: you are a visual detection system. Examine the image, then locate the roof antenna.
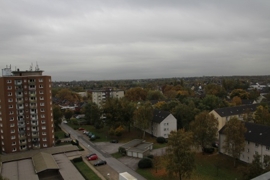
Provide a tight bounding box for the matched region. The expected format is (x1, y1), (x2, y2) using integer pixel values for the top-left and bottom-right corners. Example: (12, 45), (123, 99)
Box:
(35, 62), (39, 71)
(30, 63), (33, 71)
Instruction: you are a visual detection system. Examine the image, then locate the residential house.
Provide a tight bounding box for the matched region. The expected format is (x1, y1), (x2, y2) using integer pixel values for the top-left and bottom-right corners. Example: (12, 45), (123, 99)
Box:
(210, 104), (259, 131)
(145, 110), (177, 138)
(219, 122), (270, 164)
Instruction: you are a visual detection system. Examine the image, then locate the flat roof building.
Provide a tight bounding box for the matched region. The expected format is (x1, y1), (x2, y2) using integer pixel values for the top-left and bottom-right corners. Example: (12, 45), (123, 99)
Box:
(0, 65), (55, 153)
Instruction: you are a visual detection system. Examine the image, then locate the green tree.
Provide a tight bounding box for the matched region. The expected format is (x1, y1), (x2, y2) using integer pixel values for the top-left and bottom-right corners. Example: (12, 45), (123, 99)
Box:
(199, 95), (226, 111)
(119, 99), (136, 132)
(230, 89), (249, 99)
(172, 103), (200, 129)
(53, 105), (63, 129)
(64, 109), (73, 120)
(204, 83), (226, 98)
(133, 101), (153, 139)
(165, 129), (195, 180)
(223, 117), (247, 167)
(254, 105), (270, 126)
(242, 152), (264, 180)
(146, 90), (165, 100)
(190, 111), (218, 152)
(84, 102), (101, 125)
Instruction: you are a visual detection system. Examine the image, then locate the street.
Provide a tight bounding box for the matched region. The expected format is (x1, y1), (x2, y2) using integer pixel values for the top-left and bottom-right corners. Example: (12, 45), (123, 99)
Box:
(60, 124), (146, 180)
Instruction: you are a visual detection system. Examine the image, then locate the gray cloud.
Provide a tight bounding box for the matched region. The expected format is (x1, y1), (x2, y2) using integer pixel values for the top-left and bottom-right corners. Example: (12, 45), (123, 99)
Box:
(0, 0), (269, 81)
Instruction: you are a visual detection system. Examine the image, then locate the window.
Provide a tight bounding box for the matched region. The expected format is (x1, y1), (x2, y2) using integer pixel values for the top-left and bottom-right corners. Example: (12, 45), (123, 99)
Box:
(8, 92), (12, 96)
(7, 80), (12, 83)
(42, 132), (46, 135)
(12, 148), (17, 152)
(39, 79), (43, 82)
(39, 90), (43, 94)
(164, 128), (166, 131)
(247, 149), (249, 153)
(255, 143), (259, 148)
(12, 141), (16, 145)
(11, 136), (15, 139)
(40, 102), (44, 106)
(8, 86), (12, 90)
(9, 111), (14, 115)
(42, 126), (46, 130)
(10, 117), (14, 121)
(43, 144), (47, 147)
(9, 105), (13, 108)
(39, 84), (43, 88)
(40, 97), (44, 100)
(266, 146), (270, 151)
(10, 123), (15, 127)
(8, 98), (13, 102)
(40, 108), (45, 112)
(41, 114), (45, 118)
(42, 138), (47, 141)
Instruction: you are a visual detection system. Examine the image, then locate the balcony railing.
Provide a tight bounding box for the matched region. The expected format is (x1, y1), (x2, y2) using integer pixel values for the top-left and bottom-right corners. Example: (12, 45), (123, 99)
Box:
(31, 128), (39, 132)
(19, 141), (27, 145)
(18, 124), (25, 128)
(19, 136), (26, 140)
(16, 94), (23, 98)
(15, 81), (22, 85)
(31, 123), (38, 127)
(32, 134), (39, 138)
(29, 93), (36, 97)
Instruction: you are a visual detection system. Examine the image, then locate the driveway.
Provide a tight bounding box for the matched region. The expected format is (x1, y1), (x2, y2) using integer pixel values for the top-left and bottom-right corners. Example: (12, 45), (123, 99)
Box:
(94, 142), (123, 154)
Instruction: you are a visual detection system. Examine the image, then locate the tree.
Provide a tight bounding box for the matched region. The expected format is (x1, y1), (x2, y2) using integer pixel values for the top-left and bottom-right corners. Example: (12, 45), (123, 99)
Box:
(84, 102), (101, 125)
(172, 103), (200, 129)
(125, 87), (147, 102)
(230, 89), (249, 99)
(53, 105), (63, 129)
(165, 129), (195, 180)
(231, 96), (242, 106)
(146, 90), (165, 100)
(64, 109), (73, 120)
(254, 105), (270, 126)
(199, 95), (226, 111)
(190, 111), (218, 152)
(241, 152), (265, 180)
(133, 101), (153, 139)
(223, 117), (247, 167)
(204, 83), (226, 98)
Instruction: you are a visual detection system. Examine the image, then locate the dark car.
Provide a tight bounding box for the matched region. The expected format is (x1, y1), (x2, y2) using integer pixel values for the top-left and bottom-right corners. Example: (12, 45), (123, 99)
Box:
(85, 153), (96, 158)
(110, 139), (118, 143)
(94, 160), (107, 166)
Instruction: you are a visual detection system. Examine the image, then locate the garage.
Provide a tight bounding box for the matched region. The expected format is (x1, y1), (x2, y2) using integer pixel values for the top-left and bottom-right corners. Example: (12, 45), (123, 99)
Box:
(120, 139), (153, 159)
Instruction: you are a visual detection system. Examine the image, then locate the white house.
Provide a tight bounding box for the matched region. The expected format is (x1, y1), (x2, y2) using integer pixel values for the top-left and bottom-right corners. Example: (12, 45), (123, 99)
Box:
(219, 122), (270, 164)
(145, 110), (177, 138)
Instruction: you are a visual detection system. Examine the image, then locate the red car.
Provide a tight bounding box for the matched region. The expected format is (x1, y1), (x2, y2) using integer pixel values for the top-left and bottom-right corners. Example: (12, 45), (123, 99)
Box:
(88, 154), (98, 161)
(78, 127), (85, 131)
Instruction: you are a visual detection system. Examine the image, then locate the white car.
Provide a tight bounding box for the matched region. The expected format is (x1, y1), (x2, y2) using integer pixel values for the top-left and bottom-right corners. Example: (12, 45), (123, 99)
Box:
(63, 120), (68, 124)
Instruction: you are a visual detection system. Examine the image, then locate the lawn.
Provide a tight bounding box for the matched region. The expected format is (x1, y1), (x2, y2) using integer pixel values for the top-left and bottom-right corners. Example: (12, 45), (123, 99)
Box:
(136, 153), (244, 180)
(73, 161), (102, 180)
(68, 122), (167, 148)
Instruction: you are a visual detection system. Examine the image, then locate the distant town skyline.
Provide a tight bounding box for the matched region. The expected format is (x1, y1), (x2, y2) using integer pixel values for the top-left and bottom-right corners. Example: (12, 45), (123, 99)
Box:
(1, 1), (270, 81)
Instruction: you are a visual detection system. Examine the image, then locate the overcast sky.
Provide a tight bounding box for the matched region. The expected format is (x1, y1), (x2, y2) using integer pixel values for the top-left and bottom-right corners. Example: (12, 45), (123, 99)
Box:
(0, 1), (269, 81)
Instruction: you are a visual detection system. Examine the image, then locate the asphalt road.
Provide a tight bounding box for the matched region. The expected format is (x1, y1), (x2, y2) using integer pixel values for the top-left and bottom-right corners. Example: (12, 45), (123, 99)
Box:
(60, 123), (147, 180)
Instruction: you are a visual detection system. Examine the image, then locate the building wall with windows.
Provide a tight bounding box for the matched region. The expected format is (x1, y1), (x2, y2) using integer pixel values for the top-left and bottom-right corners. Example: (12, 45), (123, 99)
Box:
(92, 88), (124, 107)
(0, 67), (54, 153)
(219, 122), (270, 164)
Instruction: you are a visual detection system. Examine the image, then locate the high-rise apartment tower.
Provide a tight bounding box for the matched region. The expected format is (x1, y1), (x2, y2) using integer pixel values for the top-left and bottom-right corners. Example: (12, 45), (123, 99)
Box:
(0, 65), (54, 153)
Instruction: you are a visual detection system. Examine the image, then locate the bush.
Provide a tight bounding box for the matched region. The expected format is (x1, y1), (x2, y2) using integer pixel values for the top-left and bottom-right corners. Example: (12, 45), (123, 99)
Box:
(147, 154), (154, 159)
(156, 136), (166, 144)
(138, 158), (153, 169)
(72, 156), (82, 163)
(56, 139), (61, 145)
(55, 136), (59, 140)
(118, 147), (126, 155)
(203, 147), (215, 154)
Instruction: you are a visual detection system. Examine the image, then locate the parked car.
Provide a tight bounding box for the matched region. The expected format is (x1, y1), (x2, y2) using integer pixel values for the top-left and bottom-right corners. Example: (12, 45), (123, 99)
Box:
(94, 160), (107, 166)
(78, 127), (85, 131)
(110, 139), (118, 143)
(88, 154), (98, 161)
(83, 130), (88, 134)
(85, 153), (96, 158)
